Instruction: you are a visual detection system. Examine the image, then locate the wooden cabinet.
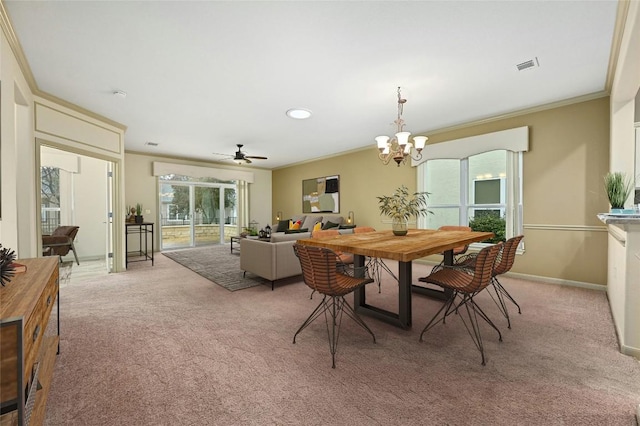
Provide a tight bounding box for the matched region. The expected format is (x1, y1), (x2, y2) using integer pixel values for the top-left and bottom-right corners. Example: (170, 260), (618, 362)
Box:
(1, 258), (59, 426)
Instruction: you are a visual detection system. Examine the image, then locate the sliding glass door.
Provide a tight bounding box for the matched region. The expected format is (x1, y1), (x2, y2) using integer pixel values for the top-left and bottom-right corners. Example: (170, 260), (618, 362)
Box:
(159, 175), (237, 249)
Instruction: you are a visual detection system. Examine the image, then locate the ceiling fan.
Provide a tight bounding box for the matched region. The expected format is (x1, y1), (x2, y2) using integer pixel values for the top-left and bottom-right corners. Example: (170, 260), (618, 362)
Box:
(213, 144), (268, 164)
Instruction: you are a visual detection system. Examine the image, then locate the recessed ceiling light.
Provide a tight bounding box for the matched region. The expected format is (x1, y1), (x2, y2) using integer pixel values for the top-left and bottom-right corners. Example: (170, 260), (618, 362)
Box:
(286, 108), (312, 119)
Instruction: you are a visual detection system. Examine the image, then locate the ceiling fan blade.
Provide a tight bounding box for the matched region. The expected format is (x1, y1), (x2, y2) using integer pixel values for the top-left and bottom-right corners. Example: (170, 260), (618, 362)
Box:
(245, 156), (268, 160)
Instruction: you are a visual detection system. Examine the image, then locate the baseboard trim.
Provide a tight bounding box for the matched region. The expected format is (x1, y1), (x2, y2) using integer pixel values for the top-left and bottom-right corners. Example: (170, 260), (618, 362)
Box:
(504, 271), (606, 291)
(413, 259), (606, 291)
(621, 344), (640, 359)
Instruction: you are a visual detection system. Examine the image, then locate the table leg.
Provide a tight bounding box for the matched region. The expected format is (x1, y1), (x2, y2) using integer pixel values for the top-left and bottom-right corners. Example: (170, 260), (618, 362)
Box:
(398, 261), (412, 327)
(353, 255), (412, 329)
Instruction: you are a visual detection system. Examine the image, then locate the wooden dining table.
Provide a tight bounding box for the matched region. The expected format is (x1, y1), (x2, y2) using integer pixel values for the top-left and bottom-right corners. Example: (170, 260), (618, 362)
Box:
(296, 228), (494, 329)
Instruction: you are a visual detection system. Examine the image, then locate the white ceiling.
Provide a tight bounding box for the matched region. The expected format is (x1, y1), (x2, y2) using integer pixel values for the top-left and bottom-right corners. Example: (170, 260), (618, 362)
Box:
(4, 1), (618, 169)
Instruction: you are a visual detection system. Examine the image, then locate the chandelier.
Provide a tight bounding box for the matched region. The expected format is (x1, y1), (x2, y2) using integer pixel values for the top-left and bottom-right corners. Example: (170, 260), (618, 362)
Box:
(375, 87), (428, 166)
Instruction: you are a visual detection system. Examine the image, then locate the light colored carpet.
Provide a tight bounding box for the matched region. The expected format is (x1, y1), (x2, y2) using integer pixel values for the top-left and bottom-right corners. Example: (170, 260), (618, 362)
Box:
(44, 255), (640, 425)
(162, 244), (270, 291)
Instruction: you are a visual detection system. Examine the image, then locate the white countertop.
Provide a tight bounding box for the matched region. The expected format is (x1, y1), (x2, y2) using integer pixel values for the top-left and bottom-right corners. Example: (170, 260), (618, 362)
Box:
(598, 213), (640, 225)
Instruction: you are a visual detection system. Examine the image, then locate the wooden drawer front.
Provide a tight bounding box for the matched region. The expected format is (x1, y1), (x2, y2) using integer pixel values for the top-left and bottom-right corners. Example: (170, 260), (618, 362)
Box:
(43, 271), (59, 323)
(23, 267), (58, 388)
(23, 307), (44, 387)
(0, 323), (20, 404)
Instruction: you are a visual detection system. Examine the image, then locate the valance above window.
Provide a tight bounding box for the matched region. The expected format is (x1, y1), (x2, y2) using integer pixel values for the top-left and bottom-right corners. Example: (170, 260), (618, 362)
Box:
(152, 161), (255, 183)
(415, 126), (529, 165)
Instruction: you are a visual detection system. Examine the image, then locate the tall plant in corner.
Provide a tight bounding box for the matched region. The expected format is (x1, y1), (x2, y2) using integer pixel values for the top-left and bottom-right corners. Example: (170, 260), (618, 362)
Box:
(377, 185), (431, 236)
(604, 172), (633, 211)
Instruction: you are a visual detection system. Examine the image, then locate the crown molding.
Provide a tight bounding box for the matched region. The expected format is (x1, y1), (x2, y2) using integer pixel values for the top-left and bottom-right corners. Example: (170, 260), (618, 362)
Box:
(0, 1), (37, 89)
(424, 91), (609, 139)
(36, 91), (127, 131)
(274, 91), (611, 170)
(605, 0), (631, 92)
(0, 1), (127, 131)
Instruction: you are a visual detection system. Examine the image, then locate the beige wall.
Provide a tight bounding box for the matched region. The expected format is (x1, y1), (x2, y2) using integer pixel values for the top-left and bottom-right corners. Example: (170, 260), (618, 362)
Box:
(273, 149), (415, 231)
(0, 18), (36, 255)
(0, 7), (127, 268)
(273, 97), (610, 286)
(124, 152), (273, 250)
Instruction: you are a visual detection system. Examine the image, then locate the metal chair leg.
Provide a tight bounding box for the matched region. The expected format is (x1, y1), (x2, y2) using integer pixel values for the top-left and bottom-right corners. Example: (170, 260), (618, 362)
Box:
(293, 296), (328, 343)
(293, 295), (375, 368)
(70, 243), (80, 265)
(340, 297), (376, 343)
(419, 294), (456, 341)
(494, 277), (521, 314)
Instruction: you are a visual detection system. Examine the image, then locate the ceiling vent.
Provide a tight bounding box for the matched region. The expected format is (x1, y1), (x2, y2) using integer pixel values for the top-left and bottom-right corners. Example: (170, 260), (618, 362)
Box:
(516, 57), (539, 71)
(145, 142), (158, 147)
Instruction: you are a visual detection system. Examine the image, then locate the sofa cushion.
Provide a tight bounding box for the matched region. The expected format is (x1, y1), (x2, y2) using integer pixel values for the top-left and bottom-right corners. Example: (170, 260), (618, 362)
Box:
(312, 221), (323, 232)
(271, 232), (311, 242)
(291, 215), (306, 224)
(322, 215), (344, 227)
(301, 215), (323, 230)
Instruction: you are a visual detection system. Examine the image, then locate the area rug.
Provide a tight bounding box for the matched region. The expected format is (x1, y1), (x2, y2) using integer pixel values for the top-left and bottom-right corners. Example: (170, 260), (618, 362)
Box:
(162, 244), (269, 291)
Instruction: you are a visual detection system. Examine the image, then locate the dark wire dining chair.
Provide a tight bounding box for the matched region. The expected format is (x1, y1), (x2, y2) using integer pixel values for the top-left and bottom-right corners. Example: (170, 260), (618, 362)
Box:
(293, 243), (376, 368)
(455, 235), (525, 328)
(419, 243), (503, 365)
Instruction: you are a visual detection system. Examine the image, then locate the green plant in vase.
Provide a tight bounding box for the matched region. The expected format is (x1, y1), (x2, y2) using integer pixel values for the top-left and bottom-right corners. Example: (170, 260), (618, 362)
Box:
(377, 185), (431, 236)
(604, 172), (633, 212)
(135, 203), (144, 223)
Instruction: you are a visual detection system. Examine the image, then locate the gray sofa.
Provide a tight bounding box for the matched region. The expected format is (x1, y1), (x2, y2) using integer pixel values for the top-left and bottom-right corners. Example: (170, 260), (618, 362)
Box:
(239, 214), (354, 290)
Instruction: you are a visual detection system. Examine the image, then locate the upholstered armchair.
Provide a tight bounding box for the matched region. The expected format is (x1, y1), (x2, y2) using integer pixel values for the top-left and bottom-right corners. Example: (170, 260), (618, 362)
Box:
(42, 226), (80, 265)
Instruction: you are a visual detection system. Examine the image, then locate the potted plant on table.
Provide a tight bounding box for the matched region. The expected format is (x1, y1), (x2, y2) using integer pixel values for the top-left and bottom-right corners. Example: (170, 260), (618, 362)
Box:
(377, 185), (431, 236)
(135, 203), (144, 223)
(604, 172), (634, 213)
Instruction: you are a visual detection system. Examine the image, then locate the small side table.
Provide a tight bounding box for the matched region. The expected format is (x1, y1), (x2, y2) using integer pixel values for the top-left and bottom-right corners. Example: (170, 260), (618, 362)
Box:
(125, 222), (154, 267)
(230, 236), (242, 253)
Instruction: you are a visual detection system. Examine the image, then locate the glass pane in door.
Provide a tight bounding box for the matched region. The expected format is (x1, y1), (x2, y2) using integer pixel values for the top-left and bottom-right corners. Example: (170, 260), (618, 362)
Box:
(222, 187), (238, 242)
(194, 186), (219, 246)
(160, 182), (192, 249)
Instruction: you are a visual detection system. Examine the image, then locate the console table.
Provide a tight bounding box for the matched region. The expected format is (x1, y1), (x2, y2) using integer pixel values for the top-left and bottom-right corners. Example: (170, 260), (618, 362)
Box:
(125, 222), (154, 267)
(230, 236), (242, 253)
(0, 257), (60, 426)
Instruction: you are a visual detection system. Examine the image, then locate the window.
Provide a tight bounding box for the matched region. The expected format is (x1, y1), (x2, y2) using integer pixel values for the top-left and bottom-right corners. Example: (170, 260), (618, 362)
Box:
(416, 127), (527, 246)
(41, 166), (61, 234)
(159, 174), (238, 249)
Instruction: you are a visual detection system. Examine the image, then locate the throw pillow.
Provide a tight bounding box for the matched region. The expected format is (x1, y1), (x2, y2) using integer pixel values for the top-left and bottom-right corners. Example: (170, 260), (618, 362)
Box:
(312, 221), (323, 232)
(290, 220), (302, 230)
(322, 215), (344, 226)
(302, 215), (323, 231)
(322, 221), (339, 230)
(276, 219), (289, 233)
